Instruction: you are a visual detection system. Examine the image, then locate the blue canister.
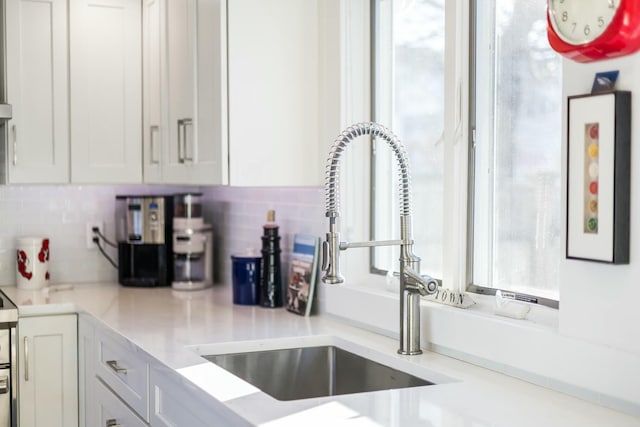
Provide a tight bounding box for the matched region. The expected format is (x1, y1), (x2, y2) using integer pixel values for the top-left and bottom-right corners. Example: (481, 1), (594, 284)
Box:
(231, 254), (262, 305)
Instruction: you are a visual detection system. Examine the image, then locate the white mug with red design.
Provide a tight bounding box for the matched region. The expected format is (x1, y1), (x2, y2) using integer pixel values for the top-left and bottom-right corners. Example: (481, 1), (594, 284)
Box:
(16, 237), (50, 290)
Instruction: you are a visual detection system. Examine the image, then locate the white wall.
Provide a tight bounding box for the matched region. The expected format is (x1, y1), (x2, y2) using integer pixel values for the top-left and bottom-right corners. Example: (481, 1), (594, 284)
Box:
(560, 55), (640, 356)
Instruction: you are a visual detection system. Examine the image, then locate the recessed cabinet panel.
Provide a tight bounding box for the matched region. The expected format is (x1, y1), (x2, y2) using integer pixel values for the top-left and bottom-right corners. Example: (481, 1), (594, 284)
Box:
(70, 0), (142, 183)
(5, 0), (70, 183)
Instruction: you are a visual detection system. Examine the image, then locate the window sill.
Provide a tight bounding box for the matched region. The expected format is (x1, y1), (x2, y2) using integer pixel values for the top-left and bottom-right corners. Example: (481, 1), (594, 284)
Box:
(324, 282), (640, 416)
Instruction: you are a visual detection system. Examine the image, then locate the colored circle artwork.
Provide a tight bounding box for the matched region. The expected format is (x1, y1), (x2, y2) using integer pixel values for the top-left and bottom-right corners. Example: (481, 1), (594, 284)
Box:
(584, 123), (599, 235)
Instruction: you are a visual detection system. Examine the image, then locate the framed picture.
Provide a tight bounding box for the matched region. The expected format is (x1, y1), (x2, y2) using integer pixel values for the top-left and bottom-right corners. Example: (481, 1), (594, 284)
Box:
(566, 91), (631, 264)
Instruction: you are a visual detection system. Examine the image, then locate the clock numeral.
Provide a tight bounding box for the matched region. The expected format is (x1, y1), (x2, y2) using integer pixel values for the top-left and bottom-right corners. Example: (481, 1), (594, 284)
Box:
(608, 0), (615, 8)
(584, 25), (591, 36)
(598, 16), (605, 27)
(571, 22), (577, 33)
(562, 11), (568, 22)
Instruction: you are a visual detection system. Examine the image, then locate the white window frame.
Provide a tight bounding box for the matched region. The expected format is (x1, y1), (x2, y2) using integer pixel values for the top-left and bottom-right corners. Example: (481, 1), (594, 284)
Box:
(319, 3), (638, 412)
(323, 0), (471, 332)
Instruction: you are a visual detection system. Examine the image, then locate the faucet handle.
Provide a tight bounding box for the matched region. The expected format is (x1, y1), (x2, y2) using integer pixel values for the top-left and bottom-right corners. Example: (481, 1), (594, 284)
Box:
(321, 240), (329, 272)
(421, 275), (439, 295)
(321, 233), (344, 284)
(403, 267), (439, 296)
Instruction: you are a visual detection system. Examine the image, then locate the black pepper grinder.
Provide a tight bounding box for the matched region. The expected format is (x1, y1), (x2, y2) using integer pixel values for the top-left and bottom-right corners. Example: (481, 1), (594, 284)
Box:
(260, 210), (283, 307)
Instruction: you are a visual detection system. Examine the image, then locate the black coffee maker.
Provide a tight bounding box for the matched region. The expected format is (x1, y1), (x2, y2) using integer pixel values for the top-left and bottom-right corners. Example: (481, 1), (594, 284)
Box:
(115, 195), (173, 286)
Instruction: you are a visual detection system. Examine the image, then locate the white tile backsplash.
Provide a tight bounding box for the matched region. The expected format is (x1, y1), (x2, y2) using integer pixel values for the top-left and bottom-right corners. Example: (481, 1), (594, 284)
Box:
(201, 186), (326, 312)
(0, 184), (327, 312)
(0, 184), (197, 285)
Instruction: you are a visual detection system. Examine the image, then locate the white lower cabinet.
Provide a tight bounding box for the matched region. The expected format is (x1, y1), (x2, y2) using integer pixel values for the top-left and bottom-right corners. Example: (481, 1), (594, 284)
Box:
(95, 326), (151, 421)
(18, 314), (78, 427)
(151, 366), (249, 427)
(80, 314), (246, 427)
(79, 313), (96, 427)
(96, 379), (148, 427)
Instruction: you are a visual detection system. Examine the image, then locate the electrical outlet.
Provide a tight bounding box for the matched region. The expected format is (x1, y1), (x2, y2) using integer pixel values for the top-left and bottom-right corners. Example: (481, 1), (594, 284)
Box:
(86, 221), (104, 250)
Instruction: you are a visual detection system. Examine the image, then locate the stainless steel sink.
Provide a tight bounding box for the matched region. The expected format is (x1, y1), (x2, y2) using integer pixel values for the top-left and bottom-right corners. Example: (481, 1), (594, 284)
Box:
(203, 345), (435, 401)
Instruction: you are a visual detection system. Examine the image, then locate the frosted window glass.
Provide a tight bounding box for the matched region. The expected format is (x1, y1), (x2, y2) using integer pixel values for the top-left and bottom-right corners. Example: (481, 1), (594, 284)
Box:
(373, 0), (444, 278)
(473, 0), (562, 300)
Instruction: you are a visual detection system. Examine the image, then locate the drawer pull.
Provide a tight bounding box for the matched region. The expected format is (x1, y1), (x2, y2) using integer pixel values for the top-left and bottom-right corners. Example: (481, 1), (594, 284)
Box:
(106, 419), (122, 427)
(106, 360), (128, 375)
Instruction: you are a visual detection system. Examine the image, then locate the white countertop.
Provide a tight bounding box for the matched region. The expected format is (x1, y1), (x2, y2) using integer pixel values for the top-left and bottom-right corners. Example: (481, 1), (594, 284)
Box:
(2, 283), (639, 427)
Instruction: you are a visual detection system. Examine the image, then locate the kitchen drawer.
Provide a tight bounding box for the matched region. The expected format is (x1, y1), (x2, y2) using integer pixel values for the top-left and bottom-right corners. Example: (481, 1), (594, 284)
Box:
(96, 379), (148, 427)
(150, 366), (250, 427)
(96, 327), (150, 421)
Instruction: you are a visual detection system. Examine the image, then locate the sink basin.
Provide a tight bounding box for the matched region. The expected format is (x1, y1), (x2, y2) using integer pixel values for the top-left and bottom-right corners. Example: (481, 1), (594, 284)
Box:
(203, 345), (435, 401)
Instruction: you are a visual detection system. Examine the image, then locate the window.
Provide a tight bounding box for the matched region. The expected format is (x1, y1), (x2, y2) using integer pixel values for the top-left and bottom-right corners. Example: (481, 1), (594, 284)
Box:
(372, 0), (445, 279)
(372, 0), (562, 305)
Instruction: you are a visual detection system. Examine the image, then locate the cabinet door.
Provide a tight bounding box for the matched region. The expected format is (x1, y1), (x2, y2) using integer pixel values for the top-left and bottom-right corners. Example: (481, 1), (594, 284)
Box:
(18, 314), (78, 427)
(228, 0), (326, 186)
(69, 0), (142, 183)
(161, 0), (228, 185)
(5, 0), (69, 183)
(142, 0), (165, 184)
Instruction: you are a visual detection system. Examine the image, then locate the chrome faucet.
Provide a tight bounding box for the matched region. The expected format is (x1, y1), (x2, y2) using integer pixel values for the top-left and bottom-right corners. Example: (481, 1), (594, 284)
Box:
(321, 122), (438, 355)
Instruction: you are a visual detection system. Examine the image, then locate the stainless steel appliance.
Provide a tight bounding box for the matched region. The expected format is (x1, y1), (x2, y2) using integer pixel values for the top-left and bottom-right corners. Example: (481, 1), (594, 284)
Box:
(172, 193), (213, 290)
(0, 291), (18, 427)
(115, 195), (174, 286)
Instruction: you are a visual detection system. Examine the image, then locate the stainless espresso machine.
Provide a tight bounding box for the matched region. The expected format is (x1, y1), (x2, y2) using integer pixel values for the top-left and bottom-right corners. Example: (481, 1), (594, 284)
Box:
(115, 195), (173, 286)
(172, 193), (213, 290)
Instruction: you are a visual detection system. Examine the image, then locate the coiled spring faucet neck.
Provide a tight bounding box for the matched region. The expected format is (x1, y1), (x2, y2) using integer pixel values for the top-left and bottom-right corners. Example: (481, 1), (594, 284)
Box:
(325, 122), (412, 218)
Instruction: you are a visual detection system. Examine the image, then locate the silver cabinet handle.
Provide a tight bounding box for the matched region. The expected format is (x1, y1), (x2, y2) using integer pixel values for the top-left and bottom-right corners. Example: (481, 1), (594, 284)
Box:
(177, 118), (193, 163)
(150, 125), (160, 164)
(12, 125), (17, 166)
(23, 336), (28, 381)
(0, 375), (8, 394)
(106, 419), (122, 427)
(106, 360), (127, 375)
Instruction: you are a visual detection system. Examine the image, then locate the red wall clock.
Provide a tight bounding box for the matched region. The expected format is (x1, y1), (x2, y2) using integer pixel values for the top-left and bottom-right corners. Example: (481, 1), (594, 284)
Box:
(547, 0), (640, 63)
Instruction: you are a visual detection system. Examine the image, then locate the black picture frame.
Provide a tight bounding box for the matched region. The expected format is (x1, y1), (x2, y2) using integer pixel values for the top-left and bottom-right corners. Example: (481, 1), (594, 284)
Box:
(566, 90), (631, 264)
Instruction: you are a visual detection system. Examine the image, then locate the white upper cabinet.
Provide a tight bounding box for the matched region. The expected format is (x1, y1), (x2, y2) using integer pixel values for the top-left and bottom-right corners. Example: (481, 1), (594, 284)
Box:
(228, 0), (331, 186)
(5, 0), (70, 183)
(143, 0), (228, 185)
(69, 0), (142, 183)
